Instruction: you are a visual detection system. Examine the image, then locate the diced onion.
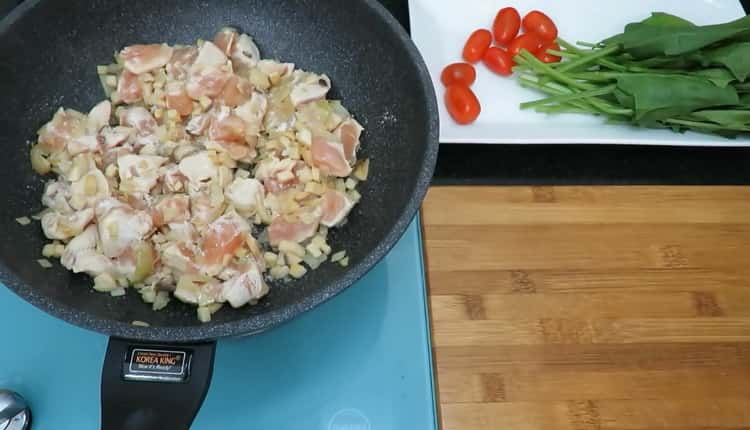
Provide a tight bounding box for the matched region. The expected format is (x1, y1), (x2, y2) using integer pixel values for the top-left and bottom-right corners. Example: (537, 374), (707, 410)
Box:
(15, 216), (31, 226)
(330, 250), (347, 263)
(197, 306), (212, 323)
(94, 273), (118, 292)
(30, 144), (51, 175)
(353, 159), (370, 181)
(37, 258), (53, 269)
(110, 288), (127, 297)
(270, 265), (290, 279)
(289, 264), (307, 279)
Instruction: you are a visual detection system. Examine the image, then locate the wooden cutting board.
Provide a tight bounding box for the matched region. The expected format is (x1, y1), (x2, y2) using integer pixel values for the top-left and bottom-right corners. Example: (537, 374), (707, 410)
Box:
(422, 186), (750, 430)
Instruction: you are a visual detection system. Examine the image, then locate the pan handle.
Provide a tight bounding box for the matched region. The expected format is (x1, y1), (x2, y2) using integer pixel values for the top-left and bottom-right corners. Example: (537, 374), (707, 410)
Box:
(100, 337), (216, 430)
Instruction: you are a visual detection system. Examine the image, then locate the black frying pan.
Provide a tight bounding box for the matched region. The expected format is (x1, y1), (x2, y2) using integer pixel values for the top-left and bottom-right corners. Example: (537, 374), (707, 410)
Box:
(0, 0), (438, 428)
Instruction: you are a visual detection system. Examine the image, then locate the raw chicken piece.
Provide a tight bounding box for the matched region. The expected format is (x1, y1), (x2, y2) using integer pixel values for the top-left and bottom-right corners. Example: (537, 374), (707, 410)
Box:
(37, 108), (87, 152)
(234, 92), (267, 135)
(100, 126), (134, 149)
(120, 44), (174, 75)
(87, 100), (111, 131)
(117, 154), (168, 193)
(189, 189), (225, 227)
(215, 75), (252, 107)
(41, 208), (94, 240)
(166, 221), (197, 243)
(166, 46), (198, 80)
(320, 190), (354, 227)
(173, 275), (222, 305)
(166, 82), (194, 117)
(220, 261), (268, 308)
(268, 216), (319, 246)
(232, 33), (261, 70)
(118, 106), (157, 135)
(213, 27), (237, 56)
(225, 177), (264, 216)
(95, 198), (153, 258)
(161, 242), (200, 274)
(42, 180), (73, 214)
(257, 60), (294, 81)
(208, 107), (246, 142)
(290, 73), (331, 106)
(311, 135), (352, 177)
(186, 113), (212, 136)
(162, 165), (187, 193)
(60, 225), (113, 277)
(70, 169), (110, 210)
(151, 194), (190, 227)
(335, 118), (362, 164)
(178, 151), (217, 184)
(186, 41), (231, 99)
(117, 70), (142, 104)
(200, 212), (250, 272)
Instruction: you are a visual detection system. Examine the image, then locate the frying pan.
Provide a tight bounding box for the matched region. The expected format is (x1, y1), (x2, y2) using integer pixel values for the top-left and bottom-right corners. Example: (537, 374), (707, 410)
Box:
(0, 0), (438, 428)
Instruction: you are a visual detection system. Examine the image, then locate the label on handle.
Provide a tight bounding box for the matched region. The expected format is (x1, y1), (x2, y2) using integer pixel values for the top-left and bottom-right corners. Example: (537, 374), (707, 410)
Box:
(122, 347), (192, 383)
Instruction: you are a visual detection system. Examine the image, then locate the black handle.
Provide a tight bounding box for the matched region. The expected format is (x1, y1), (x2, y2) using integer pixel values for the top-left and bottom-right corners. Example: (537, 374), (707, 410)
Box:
(100, 337), (216, 430)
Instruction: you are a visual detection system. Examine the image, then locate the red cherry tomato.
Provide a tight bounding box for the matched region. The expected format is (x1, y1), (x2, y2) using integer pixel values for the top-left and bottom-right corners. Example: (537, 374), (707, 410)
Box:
(536, 42), (561, 63)
(508, 33), (544, 59)
(522, 10), (558, 42)
(492, 7), (521, 45)
(482, 47), (513, 76)
(440, 62), (477, 87)
(462, 29), (492, 63)
(445, 85), (480, 125)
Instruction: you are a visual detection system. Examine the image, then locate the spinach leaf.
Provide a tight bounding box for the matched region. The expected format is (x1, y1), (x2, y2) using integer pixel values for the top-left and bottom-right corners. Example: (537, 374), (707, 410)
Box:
(615, 74), (739, 122)
(702, 42), (750, 81)
(603, 14), (750, 59)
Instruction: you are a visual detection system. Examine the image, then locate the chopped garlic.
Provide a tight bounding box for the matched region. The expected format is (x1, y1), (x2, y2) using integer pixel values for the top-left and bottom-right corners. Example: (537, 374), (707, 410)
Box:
(15, 216), (31, 226)
(131, 320), (150, 327)
(330, 250), (347, 263)
(264, 252), (278, 266)
(305, 243), (322, 258)
(197, 306), (212, 323)
(153, 291), (170, 311)
(353, 158), (370, 181)
(37, 258), (53, 269)
(110, 288), (127, 297)
(345, 178), (358, 190)
(289, 264), (307, 279)
(279, 240), (305, 258)
(339, 257), (349, 267)
(93, 273), (118, 292)
(270, 265), (290, 279)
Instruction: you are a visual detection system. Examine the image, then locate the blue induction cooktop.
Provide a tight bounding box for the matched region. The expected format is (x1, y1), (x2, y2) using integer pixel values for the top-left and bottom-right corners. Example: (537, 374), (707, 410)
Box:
(0, 218), (437, 429)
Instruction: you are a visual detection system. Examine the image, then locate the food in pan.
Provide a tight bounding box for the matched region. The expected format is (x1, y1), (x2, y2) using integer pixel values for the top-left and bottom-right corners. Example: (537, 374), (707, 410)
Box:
(29, 28), (370, 322)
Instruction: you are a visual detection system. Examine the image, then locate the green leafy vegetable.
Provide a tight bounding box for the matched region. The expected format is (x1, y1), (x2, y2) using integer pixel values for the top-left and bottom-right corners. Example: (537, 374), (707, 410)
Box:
(515, 11), (750, 138)
(703, 42), (750, 81)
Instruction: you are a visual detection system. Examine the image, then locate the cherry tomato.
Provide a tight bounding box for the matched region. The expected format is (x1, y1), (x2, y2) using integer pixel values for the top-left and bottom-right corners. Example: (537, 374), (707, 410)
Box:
(508, 32), (544, 59)
(536, 41), (561, 63)
(482, 47), (513, 76)
(445, 85), (480, 125)
(440, 62), (477, 87)
(522, 10), (558, 42)
(492, 7), (521, 45)
(462, 29), (492, 63)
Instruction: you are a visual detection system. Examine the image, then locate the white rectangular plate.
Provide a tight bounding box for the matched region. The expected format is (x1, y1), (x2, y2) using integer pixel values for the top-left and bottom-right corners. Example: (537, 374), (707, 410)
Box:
(409, 0), (749, 145)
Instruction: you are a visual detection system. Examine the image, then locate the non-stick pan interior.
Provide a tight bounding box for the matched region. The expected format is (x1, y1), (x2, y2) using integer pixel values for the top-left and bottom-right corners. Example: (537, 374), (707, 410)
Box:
(0, 0), (437, 341)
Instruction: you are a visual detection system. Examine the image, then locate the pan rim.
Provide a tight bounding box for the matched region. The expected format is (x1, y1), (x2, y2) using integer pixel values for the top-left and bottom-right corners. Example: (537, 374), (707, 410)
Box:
(0, 0), (439, 343)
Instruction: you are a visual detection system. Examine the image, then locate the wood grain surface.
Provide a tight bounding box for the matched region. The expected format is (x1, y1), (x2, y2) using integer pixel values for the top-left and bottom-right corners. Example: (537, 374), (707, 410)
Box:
(422, 186), (750, 430)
